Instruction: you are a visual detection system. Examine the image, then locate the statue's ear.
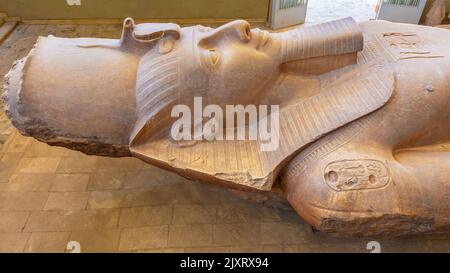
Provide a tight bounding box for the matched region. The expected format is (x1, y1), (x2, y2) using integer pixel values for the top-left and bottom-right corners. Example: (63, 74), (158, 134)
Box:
(120, 17), (136, 42)
(120, 17), (180, 52)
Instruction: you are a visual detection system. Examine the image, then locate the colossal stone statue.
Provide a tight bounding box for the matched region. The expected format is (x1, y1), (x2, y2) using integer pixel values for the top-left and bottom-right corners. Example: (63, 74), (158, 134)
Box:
(3, 17), (450, 237)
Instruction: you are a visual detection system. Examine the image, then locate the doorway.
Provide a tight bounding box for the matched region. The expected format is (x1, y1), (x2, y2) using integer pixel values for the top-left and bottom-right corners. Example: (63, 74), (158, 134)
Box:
(305, 0), (379, 24)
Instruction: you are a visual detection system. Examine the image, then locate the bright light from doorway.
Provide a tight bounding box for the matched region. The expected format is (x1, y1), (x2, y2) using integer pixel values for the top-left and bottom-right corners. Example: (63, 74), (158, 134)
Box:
(305, 0), (379, 24)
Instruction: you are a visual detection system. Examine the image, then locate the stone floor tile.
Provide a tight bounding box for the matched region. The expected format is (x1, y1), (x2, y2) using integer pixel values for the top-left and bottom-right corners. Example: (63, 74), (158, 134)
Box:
(261, 244), (303, 253)
(23, 140), (67, 157)
(24, 232), (70, 253)
(88, 171), (125, 190)
(0, 233), (30, 253)
(60, 149), (88, 157)
(44, 192), (90, 211)
(134, 247), (185, 253)
(0, 192), (49, 211)
(119, 226), (168, 251)
(262, 206), (300, 223)
(16, 157), (60, 173)
(213, 223), (261, 246)
(296, 243), (368, 253)
(217, 203), (262, 223)
(0, 152), (23, 182)
(175, 184), (222, 205)
(50, 174), (89, 192)
(426, 241), (450, 253)
(184, 246), (230, 253)
(87, 190), (128, 209)
(261, 222), (307, 245)
(95, 157), (144, 172)
(119, 205), (172, 228)
(376, 239), (431, 253)
(168, 224), (213, 247)
(5, 173), (54, 192)
(121, 186), (178, 207)
(69, 229), (121, 253)
(25, 209), (120, 232)
(220, 189), (254, 204)
(2, 132), (30, 153)
(0, 211), (29, 232)
(56, 157), (97, 173)
(229, 246), (263, 253)
(123, 170), (186, 189)
(172, 204), (217, 224)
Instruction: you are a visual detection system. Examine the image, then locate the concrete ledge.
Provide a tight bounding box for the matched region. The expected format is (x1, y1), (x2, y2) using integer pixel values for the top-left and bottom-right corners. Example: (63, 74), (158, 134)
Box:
(0, 12), (6, 27)
(20, 18), (267, 26)
(4, 16), (20, 22)
(0, 21), (18, 44)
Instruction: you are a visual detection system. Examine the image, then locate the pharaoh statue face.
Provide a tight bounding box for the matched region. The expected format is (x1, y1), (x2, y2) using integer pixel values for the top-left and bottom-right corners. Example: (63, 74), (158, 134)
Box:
(191, 20), (280, 105)
(137, 20), (281, 111)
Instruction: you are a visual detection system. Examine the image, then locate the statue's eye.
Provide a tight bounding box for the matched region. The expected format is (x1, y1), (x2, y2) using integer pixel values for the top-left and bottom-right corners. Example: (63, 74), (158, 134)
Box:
(208, 49), (220, 66)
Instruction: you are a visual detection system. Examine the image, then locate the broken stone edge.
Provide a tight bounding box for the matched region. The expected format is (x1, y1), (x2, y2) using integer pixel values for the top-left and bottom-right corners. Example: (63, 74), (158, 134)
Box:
(2, 38), (131, 157)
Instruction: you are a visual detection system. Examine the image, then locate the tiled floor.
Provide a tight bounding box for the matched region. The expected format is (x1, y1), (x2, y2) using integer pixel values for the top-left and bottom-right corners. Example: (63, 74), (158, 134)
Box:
(0, 24), (449, 253)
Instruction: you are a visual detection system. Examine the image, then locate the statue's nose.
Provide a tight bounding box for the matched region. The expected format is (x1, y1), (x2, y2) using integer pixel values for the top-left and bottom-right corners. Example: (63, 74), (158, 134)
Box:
(199, 20), (252, 46)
